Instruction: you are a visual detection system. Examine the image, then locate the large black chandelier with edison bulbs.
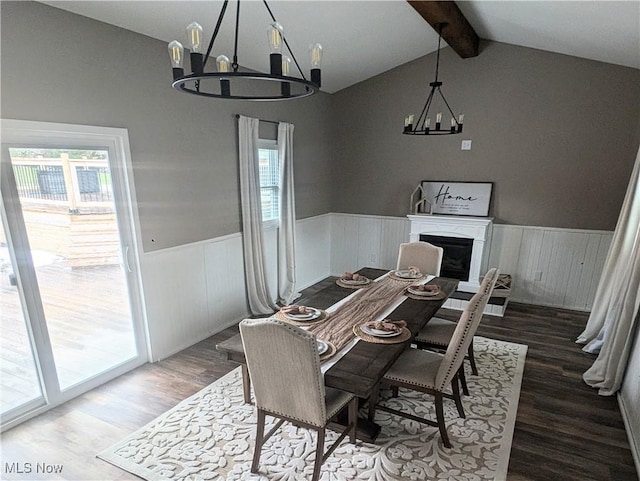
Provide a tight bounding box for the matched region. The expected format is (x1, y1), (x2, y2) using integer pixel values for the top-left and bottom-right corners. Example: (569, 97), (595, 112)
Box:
(168, 0), (322, 101)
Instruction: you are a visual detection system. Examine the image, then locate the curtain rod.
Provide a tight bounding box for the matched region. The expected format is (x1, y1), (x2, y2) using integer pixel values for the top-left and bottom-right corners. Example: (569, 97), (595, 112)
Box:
(234, 114), (280, 125)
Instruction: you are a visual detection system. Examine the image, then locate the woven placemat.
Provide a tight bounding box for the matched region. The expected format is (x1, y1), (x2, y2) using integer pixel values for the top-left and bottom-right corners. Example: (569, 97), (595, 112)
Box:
(319, 341), (337, 361)
(404, 288), (447, 301)
(336, 278), (371, 289)
(274, 309), (329, 326)
(352, 325), (412, 344)
(388, 271), (425, 282)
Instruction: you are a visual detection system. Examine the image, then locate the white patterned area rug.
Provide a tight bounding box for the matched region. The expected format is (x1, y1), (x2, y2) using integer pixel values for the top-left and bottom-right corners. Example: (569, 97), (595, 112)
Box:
(99, 337), (527, 481)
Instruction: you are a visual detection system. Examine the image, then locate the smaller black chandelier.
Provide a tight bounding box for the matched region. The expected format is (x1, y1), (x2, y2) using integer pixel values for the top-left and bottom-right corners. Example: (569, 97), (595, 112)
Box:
(168, 0), (322, 101)
(403, 23), (464, 136)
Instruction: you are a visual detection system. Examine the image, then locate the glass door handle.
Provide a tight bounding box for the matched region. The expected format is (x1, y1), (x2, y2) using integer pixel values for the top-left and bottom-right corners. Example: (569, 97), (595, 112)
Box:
(124, 246), (133, 273)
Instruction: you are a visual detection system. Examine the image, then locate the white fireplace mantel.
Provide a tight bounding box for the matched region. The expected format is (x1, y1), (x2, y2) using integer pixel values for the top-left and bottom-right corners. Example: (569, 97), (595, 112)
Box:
(408, 214), (494, 292)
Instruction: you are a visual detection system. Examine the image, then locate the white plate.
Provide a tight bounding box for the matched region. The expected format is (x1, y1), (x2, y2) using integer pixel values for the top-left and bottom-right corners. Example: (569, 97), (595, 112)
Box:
(394, 269), (422, 279)
(284, 307), (321, 321)
(317, 340), (329, 355)
(408, 286), (439, 297)
(340, 277), (370, 285)
(361, 324), (402, 338)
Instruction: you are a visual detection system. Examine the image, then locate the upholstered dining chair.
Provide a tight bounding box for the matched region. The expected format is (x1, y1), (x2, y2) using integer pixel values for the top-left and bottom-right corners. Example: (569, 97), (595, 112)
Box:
(239, 318), (358, 481)
(371, 285), (495, 448)
(414, 268), (500, 394)
(396, 241), (444, 276)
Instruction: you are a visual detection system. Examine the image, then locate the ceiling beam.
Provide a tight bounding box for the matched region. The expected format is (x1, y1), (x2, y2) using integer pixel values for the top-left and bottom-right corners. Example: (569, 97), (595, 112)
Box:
(407, 1), (479, 58)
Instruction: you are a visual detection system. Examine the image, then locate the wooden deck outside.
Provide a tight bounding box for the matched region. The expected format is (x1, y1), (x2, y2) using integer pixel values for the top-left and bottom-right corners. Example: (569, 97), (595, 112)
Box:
(1, 258), (137, 414)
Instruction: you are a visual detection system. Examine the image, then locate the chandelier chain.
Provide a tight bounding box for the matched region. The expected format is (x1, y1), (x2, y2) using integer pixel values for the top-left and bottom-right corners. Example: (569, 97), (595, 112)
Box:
(203, 0), (229, 70)
(233, 0), (241, 72)
(434, 24), (443, 83)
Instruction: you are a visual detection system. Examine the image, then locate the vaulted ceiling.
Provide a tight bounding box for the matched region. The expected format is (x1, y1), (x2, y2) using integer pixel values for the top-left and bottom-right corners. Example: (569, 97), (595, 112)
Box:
(39, 1), (640, 93)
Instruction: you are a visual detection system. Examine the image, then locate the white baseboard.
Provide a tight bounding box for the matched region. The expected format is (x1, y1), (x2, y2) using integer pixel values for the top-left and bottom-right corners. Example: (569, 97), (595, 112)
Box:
(151, 315), (245, 362)
(443, 298), (509, 317)
(297, 274), (333, 292)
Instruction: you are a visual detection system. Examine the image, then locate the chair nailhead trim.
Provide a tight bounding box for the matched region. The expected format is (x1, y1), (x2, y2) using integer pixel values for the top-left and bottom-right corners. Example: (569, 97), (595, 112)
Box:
(245, 318), (327, 423)
(438, 299), (482, 391)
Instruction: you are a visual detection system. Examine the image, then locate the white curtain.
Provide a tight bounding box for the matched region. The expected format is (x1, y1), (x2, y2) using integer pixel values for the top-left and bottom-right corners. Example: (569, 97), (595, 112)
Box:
(277, 122), (300, 305)
(238, 115), (278, 315)
(577, 145), (640, 395)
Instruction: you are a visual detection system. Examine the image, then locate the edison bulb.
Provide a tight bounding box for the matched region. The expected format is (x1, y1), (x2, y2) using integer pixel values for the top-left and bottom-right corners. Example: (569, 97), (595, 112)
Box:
(309, 43), (323, 68)
(282, 55), (291, 76)
(186, 22), (203, 53)
(216, 55), (230, 73)
(167, 40), (184, 68)
(268, 23), (284, 53)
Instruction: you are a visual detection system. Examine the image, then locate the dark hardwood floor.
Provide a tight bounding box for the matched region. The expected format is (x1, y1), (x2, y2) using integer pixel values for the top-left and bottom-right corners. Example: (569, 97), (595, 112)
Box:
(1, 277), (638, 481)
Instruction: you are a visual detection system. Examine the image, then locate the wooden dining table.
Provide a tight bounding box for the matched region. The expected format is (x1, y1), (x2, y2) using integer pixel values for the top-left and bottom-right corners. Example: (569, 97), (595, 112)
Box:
(216, 267), (459, 441)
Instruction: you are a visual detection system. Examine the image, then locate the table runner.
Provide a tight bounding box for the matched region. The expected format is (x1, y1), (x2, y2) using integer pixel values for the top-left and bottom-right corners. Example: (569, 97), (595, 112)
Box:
(307, 274), (416, 352)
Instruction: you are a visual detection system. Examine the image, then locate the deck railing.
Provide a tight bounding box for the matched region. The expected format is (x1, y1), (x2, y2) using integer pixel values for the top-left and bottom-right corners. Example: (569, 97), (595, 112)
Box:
(12, 154), (113, 213)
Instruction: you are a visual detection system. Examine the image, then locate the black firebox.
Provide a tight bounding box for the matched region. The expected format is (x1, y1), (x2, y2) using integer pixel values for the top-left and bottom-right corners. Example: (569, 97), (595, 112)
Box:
(419, 234), (473, 281)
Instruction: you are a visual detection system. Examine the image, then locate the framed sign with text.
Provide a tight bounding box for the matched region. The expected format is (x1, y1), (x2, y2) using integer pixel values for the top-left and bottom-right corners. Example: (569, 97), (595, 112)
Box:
(420, 181), (493, 217)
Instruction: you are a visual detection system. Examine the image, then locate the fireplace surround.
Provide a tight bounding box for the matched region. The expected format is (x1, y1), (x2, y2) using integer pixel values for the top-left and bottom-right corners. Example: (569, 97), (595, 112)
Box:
(408, 214), (494, 292)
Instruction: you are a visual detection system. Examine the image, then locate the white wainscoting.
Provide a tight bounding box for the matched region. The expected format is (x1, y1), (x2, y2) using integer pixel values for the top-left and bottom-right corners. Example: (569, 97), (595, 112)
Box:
(330, 213), (410, 274)
(329, 213), (612, 311)
(141, 212), (612, 360)
(141, 233), (246, 361)
(487, 225), (612, 310)
(295, 214), (332, 288)
(141, 214), (332, 361)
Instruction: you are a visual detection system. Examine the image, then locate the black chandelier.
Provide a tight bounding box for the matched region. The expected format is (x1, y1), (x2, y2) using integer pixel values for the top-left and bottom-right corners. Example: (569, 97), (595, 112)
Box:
(167, 0), (322, 101)
(403, 23), (464, 135)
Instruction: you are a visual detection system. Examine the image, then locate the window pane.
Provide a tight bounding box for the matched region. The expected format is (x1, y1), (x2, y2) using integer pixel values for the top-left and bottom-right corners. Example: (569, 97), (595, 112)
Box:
(258, 147), (279, 223)
(1, 221), (44, 416)
(260, 187), (278, 222)
(8, 148), (138, 391)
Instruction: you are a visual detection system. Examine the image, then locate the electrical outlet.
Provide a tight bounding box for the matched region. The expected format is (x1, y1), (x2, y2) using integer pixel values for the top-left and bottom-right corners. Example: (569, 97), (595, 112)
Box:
(534, 271), (543, 281)
(370, 253), (378, 264)
(461, 140), (472, 150)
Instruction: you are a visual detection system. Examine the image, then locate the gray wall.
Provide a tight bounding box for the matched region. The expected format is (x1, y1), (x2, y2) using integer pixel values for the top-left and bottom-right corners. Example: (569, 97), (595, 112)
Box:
(3, 2), (640, 243)
(329, 41), (640, 230)
(0, 1), (335, 252)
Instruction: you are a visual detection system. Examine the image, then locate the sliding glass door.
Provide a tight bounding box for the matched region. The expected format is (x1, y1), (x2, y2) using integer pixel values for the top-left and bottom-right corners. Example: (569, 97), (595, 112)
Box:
(0, 217), (44, 417)
(0, 120), (148, 430)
